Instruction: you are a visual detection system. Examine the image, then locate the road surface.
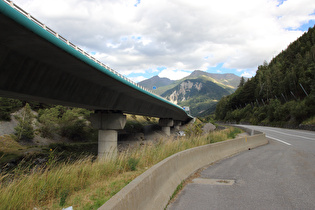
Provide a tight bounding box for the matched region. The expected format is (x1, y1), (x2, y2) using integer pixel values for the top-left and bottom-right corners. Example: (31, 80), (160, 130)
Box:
(167, 125), (315, 210)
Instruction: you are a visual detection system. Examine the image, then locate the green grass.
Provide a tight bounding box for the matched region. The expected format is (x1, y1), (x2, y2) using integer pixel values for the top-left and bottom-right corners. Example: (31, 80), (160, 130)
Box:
(0, 127), (241, 209)
(227, 127), (242, 139)
(0, 135), (26, 165)
(301, 116), (315, 125)
(170, 181), (184, 201)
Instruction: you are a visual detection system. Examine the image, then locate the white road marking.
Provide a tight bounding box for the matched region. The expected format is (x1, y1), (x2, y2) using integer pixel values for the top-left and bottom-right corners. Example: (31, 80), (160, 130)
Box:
(263, 128), (315, 141)
(266, 135), (291, 146)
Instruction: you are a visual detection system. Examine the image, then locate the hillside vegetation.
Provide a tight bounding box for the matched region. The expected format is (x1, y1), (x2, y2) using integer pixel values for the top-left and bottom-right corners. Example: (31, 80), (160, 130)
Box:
(215, 26), (315, 126)
(0, 99), (96, 142)
(0, 99), (162, 168)
(139, 70), (240, 116)
(0, 123), (242, 209)
(161, 77), (233, 116)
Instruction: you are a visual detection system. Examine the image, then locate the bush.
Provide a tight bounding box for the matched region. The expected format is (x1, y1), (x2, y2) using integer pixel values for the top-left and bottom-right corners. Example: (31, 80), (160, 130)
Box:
(38, 106), (93, 141)
(290, 100), (308, 123)
(38, 106), (60, 138)
(184, 121), (203, 136)
(0, 97), (23, 121)
(14, 103), (35, 141)
(59, 108), (93, 141)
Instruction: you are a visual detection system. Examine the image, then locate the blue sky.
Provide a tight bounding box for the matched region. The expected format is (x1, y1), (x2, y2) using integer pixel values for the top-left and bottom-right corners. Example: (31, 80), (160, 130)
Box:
(14, 0), (315, 81)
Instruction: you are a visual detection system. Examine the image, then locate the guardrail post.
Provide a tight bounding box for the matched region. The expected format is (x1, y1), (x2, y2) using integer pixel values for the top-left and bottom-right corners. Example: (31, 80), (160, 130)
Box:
(90, 111), (126, 160)
(159, 118), (174, 136)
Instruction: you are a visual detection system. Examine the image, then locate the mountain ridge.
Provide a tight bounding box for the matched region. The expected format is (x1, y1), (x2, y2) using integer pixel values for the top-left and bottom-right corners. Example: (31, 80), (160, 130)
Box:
(138, 70), (242, 116)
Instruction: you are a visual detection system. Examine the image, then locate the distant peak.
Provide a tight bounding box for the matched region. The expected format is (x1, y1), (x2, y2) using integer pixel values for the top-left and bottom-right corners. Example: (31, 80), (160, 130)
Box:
(190, 70), (206, 76)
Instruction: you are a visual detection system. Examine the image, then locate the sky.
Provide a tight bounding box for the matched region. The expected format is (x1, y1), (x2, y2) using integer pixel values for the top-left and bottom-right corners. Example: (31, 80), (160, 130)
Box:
(13, 0), (315, 82)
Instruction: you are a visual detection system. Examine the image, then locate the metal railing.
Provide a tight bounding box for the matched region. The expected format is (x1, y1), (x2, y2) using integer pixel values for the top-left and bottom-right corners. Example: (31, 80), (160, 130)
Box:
(2, 0), (184, 108)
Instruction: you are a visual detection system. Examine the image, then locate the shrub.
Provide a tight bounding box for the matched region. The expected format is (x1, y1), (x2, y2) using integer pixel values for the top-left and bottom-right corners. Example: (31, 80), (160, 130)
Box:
(0, 97), (23, 121)
(290, 100), (308, 123)
(38, 106), (60, 138)
(38, 106), (93, 141)
(14, 103), (35, 141)
(184, 121), (203, 136)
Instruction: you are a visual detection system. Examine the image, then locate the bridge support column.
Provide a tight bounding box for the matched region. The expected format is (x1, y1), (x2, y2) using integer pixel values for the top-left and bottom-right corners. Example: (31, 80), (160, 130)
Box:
(159, 118), (174, 136)
(174, 120), (182, 131)
(90, 112), (126, 160)
(173, 120), (182, 131)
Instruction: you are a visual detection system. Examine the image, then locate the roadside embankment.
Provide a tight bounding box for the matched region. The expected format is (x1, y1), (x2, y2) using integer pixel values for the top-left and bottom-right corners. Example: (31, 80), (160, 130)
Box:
(100, 129), (268, 210)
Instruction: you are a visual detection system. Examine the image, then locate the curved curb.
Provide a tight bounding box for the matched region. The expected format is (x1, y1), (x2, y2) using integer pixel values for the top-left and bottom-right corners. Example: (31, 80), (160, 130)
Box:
(99, 133), (268, 210)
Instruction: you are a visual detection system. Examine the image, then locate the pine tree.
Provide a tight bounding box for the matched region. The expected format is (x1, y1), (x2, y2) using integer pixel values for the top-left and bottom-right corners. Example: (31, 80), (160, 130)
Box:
(238, 77), (245, 88)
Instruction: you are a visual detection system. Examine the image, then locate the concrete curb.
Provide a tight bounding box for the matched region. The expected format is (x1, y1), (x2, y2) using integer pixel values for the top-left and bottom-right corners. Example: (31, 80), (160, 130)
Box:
(99, 132), (268, 210)
(232, 125), (264, 136)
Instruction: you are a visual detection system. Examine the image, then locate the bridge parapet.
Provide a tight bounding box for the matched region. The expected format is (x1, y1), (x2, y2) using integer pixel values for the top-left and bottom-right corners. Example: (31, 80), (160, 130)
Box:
(1, 0), (166, 100)
(0, 0), (193, 159)
(0, 0), (192, 121)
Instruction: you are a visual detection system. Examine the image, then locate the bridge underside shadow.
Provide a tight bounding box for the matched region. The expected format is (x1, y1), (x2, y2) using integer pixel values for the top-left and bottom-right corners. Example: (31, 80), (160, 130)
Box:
(0, 9), (189, 122)
(0, 2), (192, 158)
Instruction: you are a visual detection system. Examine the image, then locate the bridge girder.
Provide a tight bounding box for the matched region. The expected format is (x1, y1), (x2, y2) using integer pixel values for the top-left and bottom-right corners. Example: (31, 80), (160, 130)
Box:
(0, 2), (191, 122)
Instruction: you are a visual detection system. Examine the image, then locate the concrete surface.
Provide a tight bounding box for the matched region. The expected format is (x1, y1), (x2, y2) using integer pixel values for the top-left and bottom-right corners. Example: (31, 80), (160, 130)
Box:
(0, 1), (191, 122)
(99, 131), (268, 210)
(168, 125), (315, 210)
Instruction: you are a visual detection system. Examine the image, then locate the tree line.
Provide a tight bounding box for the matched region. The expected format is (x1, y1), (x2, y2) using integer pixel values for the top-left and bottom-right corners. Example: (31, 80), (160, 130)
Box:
(215, 25), (315, 126)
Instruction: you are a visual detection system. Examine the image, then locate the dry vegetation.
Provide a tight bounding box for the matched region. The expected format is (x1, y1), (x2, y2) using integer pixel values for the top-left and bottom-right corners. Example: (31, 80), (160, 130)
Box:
(0, 126), (241, 209)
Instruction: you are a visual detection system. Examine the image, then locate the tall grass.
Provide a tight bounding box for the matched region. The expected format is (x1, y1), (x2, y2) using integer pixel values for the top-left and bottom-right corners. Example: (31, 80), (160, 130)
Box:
(0, 127), (241, 209)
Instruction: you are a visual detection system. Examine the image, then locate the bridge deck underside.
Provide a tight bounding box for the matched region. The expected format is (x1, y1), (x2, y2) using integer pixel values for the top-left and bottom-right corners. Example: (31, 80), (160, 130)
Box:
(0, 12), (189, 122)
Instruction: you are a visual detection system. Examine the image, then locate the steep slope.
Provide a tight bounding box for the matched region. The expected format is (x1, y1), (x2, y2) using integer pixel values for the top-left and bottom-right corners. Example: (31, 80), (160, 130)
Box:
(137, 71), (242, 116)
(161, 78), (233, 116)
(215, 26), (315, 126)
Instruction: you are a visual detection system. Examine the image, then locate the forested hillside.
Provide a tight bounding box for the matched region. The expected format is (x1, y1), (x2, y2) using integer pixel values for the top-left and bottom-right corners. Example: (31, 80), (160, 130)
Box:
(215, 26), (315, 126)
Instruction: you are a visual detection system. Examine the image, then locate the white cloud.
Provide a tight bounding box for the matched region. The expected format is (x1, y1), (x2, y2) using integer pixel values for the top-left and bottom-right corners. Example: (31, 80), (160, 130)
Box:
(241, 71), (256, 78)
(276, 0), (315, 29)
(13, 0), (315, 78)
(158, 69), (191, 80)
(128, 76), (148, 83)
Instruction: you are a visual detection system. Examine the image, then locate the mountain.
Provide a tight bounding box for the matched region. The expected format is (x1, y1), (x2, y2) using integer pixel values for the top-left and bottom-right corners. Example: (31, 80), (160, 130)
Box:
(138, 76), (174, 91)
(183, 70), (242, 89)
(138, 71), (242, 116)
(215, 26), (315, 126)
(161, 77), (233, 116)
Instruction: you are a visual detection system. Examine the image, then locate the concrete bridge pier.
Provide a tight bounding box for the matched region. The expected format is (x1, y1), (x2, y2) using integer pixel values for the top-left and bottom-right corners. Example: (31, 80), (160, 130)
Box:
(90, 111), (126, 160)
(159, 118), (174, 136)
(174, 120), (182, 131)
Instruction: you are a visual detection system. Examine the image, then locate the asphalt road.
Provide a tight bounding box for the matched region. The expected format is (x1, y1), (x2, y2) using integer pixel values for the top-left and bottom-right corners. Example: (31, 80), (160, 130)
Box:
(167, 125), (315, 210)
